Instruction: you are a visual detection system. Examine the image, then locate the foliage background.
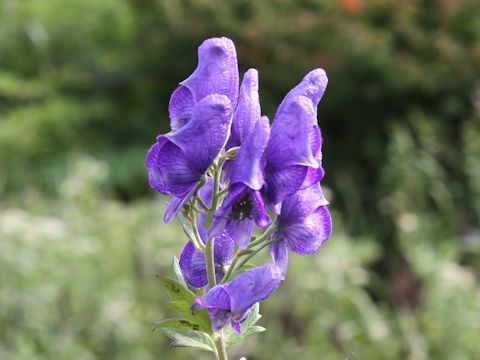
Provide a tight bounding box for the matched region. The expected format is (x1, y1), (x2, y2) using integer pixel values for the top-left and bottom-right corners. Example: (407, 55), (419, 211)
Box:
(1, 0), (479, 359)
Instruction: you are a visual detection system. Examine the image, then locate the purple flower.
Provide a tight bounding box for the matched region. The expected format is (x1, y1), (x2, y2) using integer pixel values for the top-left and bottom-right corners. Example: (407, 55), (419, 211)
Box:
(211, 115), (271, 248)
(192, 264), (282, 332)
(265, 69), (328, 204)
(169, 37), (239, 131)
(270, 183), (332, 279)
(146, 95), (232, 222)
(179, 226), (235, 288)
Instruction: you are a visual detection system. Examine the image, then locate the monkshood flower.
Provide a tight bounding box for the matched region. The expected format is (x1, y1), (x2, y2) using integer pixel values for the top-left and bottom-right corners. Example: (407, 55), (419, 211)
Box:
(150, 37), (333, 360)
(265, 69), (328, 204)
(270, 183), (332, 279)
(146, 95), (232, 222)
(168, 37), (239, 131)
(192, 264), (282, 333)
(211, 115), (271, 248)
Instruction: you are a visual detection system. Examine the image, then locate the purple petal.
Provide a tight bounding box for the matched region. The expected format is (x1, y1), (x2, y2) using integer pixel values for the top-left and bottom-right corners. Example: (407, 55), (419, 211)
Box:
(270, 238), (289, 280)
(209, 216), (228, 240)
(147, 95), (232, 199)
(231, 320), (242, 334)
(265, 68), (328, 205)
(214, 223), (235, 266)
(169, 37), (239, 130)
(231, 115), (270, 191)
(169, 86), (195, 130)
(194, 265), (281, 332)
(278, 183), (329, 226)
(216, 183), (248, 219)
(265, 165), (307, 205)
(163, 186), (196, 223)
(209, 308), (233, 332)
(166, 94), (233, 172)
(223, 264), (282, 313)
(231, 218), (254, 249)
(267, 96), (320, 170)
(277, 68), (328, 114)
(179, 241), (208, 288)
(251, 190), (271, 228)
(146, 139), (199, 197)
(228, 68), (261, 147)
(301, 125), (325, 188)
(283, 206), (332, 255)
(201, 286), (231, 309)
(212, 184), (250, 242)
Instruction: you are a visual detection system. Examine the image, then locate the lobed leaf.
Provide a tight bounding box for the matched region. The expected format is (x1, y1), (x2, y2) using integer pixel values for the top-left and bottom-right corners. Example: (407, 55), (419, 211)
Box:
(158, 276), (211, 333)
(151, 318), (202, 332)
(160, 327), (217, 354)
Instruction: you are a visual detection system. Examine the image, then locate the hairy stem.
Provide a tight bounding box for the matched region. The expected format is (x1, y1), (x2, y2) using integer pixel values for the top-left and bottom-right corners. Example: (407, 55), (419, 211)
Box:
(205, 235), (217, 290)
(205, 163), (229, 360)
(236, 237), (277, 270)
(210, 162), (223, 214)
(219, 250), (244, 285)
(190, 209), (205, 251)
(214, 333), (228, 360)
(220, 223), (277, 284)
(247, 223), (278, 249)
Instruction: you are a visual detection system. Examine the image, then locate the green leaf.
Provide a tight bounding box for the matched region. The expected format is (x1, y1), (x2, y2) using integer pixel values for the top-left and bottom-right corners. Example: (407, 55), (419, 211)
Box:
(158, 276), (195, 302)
(172, 256), (189, 290)
(158, 276), (211, 333)
(160, 327), (217, 353)
(224, 302), (265, 346)
(151, 318), (202, 332)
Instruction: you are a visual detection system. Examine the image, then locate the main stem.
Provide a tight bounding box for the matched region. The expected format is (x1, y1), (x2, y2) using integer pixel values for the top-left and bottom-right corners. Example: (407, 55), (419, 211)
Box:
(205, 235), (229, 360)
(205, 159), (228, 360)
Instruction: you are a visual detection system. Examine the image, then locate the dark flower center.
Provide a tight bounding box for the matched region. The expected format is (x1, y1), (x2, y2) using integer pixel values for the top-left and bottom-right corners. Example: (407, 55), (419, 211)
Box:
(230, 194), (253, 221)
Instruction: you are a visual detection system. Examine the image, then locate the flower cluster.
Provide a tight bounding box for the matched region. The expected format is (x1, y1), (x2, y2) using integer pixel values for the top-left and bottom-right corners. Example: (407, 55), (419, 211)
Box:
(147, 37), (332, 352)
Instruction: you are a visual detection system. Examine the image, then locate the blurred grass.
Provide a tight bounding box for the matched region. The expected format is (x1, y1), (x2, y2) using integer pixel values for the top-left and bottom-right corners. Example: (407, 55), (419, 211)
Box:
(1, 0), (480, 359)
(1, 155), (479, 359)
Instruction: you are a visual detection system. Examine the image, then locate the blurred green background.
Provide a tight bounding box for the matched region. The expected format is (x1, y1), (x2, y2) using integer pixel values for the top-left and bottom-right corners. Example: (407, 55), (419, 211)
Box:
(1, 0), (480, 359)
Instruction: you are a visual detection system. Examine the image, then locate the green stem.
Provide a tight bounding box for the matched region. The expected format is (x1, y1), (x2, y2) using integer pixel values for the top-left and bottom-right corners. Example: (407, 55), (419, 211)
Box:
(190, 209), (205, 251)
(220, 250), (244, 285)
(214, 333), (228, 360)
(204, 158), (230, 360)
(218, 187), (229, 196)
(246, 223), (278, 249)
(205, 237), (228, 359)
(205, 236), (216, 289)
(220, 223), (277, 284)
(236, 237), (277, 270)
(210, 162), (224, 212)
(195, 195), (210, 212)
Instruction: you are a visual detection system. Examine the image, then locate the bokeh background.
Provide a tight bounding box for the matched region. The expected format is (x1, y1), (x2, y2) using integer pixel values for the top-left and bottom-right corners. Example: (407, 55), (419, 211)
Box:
(1, 0), (480, 359)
